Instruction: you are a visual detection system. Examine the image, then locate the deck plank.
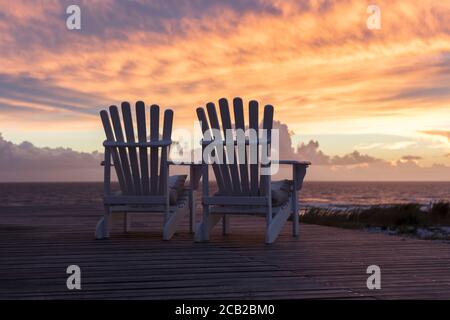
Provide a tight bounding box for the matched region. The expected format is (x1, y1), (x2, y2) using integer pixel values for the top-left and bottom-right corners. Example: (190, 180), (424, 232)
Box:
(0, 202), (449, 299)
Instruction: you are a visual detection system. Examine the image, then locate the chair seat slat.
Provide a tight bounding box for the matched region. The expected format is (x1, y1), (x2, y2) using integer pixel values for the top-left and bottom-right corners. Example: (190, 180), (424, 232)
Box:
(104, 195), (167, 205)
(203, 196), (268, 206)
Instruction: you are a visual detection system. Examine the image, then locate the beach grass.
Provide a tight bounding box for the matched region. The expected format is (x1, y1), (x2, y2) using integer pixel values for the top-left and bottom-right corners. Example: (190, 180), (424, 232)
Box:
(300, 201), (450, 239)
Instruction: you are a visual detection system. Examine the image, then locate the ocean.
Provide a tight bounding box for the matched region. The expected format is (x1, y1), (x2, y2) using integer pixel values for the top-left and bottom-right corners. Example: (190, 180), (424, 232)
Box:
(300, 181), (450, 209)
(0, 182), (449, 209)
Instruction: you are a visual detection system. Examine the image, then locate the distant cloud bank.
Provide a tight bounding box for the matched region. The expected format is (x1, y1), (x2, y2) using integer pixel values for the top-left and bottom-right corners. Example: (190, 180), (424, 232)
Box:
(1, 120), (450, 181)
(0, 134), (102, 181)
(273, 122), (450, 181)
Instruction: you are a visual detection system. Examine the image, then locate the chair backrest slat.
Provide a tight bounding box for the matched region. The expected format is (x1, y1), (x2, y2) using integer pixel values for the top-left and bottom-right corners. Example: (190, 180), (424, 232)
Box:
(149, 105), (160, 194)
(206, 102), (233, 195)
(248, 100), (259, 196)
(259, 105), (274, 194)
(109, 105), (134, 194)
(159, 109), (173, 195)
(219, 98), (241, 194)
(100, 110), (126, 192)
(136, 101), (150, 195)
(196, 107), (226, 193)
(122, 102), (142, 195)
(233, 97), (250, 195)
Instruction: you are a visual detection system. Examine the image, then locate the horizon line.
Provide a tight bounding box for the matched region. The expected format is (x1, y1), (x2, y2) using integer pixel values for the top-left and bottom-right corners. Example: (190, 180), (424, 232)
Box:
(1, 180), (450, 184)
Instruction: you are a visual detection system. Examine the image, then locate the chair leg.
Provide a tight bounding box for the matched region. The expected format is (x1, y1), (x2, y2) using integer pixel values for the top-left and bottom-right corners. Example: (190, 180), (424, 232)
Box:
(292, 211), (299, 237)
(104, 205), (111, 238)
(222, 215), (230, 235)
(195, 208), (222, 242)
(95, 205), (111, 239)
(189, 189), (195, 234)
(266, 202), (291, 244)
(195, 204), (210, 242)
(292, 190), (299, 237)
(124, 212), (130, 233)
(163, 207), (187, 241)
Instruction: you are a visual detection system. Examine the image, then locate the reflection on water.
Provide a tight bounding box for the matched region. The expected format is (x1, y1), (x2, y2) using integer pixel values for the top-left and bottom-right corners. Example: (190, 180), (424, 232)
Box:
(300, 181), (450, 208)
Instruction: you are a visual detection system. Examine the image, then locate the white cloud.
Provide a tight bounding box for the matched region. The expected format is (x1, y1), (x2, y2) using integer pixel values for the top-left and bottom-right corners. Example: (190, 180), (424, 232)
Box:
(385, 141), (418, 150)
(354, 143), (385, 150)
(0, 133), (102, 181)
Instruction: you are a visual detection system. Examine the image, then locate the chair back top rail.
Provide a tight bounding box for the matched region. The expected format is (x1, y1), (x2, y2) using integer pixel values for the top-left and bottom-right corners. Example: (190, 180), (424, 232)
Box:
(200, 138), (271, 146)
(103, 140), (172, 148)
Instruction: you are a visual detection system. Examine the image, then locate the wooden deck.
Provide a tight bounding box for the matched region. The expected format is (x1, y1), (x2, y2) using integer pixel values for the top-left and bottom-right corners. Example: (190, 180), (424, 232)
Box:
(1, 202), (450, 299)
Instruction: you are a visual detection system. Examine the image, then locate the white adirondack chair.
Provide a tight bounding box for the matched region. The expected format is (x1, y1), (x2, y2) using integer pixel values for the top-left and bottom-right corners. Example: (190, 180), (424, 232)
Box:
(194, 97), (310, 244)
(95, 101), (201, 240)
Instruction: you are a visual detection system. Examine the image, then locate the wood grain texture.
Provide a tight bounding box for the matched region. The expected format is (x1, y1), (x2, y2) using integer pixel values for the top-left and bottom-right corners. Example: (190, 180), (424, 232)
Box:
(1, 190), (449, 300)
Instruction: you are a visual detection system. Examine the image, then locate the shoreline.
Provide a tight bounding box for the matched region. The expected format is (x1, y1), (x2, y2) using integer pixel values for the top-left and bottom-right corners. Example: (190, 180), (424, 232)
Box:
(300, 202), (450, 241)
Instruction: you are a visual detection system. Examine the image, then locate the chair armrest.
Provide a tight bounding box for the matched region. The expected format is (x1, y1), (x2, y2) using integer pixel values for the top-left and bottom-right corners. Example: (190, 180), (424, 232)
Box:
(167, 161), (201, 167)
(167, 161), (203, 190)
(201, 138), (271, 146)
(276, 159), (310, 190)
(276, 160), (311, 166)
(103, 139), (172, 148)
(100, 161), (114, 167)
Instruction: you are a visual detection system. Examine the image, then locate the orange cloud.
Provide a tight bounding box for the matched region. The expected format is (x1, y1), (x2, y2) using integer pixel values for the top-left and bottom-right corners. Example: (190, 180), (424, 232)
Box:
(0, 0), (450, 178)
(420, 130), (450, 141)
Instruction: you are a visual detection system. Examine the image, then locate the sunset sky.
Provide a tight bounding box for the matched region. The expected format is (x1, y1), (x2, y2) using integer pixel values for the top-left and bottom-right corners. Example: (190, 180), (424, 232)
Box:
(1, 0), (450, 181)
